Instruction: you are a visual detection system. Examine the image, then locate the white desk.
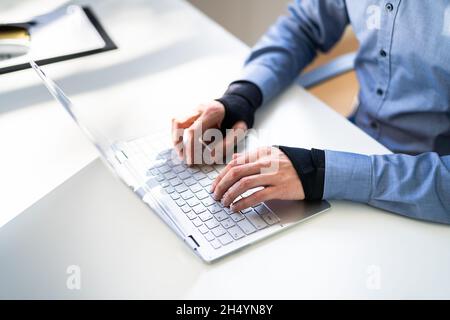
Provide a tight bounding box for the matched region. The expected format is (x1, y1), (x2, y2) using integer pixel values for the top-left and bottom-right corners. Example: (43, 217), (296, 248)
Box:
(1, 0), (449, 299)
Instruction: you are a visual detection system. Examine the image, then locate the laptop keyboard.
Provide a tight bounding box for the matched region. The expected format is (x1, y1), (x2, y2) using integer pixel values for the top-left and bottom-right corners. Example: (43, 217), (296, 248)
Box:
(124, 137), (280, 250)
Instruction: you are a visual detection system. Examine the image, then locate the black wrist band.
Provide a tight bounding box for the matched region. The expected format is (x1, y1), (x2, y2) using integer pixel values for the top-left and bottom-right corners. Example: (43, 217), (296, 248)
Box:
(216, 95), (255, 130)
(277, 146), (325, 201)
(216, 81), (263, 131)
(224, 81), (263, 110)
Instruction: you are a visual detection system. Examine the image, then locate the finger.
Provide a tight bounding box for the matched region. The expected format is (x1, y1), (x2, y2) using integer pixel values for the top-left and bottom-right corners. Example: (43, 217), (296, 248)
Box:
(211, 148), (262, 192)
(230, 187), (276, 212)
(213, 161), (264, 201)
(185, 114), (211, 165)
(184, 124), (196, 166)
(221, 174), (273, 207)
(207, 121), (247, 163)
(171, 111), (201, 147)
(210, 153), (243, 193)
(174, 140), (184, 159)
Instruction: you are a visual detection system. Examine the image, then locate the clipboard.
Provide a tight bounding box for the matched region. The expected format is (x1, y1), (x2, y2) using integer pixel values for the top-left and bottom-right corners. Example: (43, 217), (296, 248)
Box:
(0, 6), (117, 75)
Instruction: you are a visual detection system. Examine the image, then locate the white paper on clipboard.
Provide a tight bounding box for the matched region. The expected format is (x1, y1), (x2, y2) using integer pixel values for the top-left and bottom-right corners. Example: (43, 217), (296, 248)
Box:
(0, 5), (106, 69)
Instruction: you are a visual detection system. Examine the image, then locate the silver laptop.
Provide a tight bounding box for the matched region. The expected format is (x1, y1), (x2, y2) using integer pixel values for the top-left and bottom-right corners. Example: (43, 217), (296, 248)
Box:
(30, 60), (330, 263)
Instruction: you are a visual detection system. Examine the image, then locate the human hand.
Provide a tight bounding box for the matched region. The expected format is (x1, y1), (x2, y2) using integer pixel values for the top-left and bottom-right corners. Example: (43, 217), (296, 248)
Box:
(171, 101), (247, 165)
(210, 146), (305, 212)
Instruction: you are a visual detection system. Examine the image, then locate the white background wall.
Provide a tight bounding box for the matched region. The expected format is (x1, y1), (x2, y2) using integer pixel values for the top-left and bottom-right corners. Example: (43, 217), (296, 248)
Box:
(188, 0), (290, 45)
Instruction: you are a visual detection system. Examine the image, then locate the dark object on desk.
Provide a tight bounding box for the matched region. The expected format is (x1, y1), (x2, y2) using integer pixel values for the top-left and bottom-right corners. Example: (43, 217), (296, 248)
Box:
(0, 6), (117, 75)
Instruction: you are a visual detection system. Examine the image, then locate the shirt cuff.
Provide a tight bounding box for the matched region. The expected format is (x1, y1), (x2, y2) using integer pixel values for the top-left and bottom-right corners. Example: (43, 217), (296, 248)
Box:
(323, 150), (372, 202)
(277, 146), (325, 201)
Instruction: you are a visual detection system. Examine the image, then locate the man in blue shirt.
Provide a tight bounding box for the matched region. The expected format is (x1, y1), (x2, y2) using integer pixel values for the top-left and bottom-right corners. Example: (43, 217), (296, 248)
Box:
(172, 0), (450, 224)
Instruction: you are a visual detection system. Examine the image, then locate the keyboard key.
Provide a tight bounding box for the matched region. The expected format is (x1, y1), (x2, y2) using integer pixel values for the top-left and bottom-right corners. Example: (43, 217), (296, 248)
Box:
(195, 190), (209, 200)
(205, 219), (219, 229)
(174, 184), (188, 193)
(198, 225), (209, 234)
(147, 168), (159, 176)
(260, 210), (280, 225)
(189, 184), (203, 193)
(230, 213), (245, 222)
(169, 177), (182, 186)
(228, 226), (245, 240)
(192, 218), (203, 227)
(199, 212), (213, 222)
(223, 207), (233, 214)
(245, 210), (267, 229)
(204, 232), (215, 242)
(180, 204), (191, 213)
(186, 198), (200, 207)
(173, 165), (185, 174)
(210, 239), (221, 249)
(184, 178), (197, 186)
(208, 204), (222, 214)
(237, 219), (256, 234)
(185, 211), (196, 220)
(170, 193), (180, 200)
(200, 179), (212, 187)
(165, 186), (175, 194)
(253, 203), (265, 211)
(152, 160), (165, 168)
(221, 218), (235, 229)
(155, 174), (165, 182)
(158, 165), (171, 174)
(215, 210), (228, 221)
(178, 171), (191, 180)
(241, 207), (252, 214)
(207, 171), (219, 179)
(166, 159), (177, 168)
(192, 205), (207, 214)
(201, 197), (215, 207)
(181, 190), (194, 200)
(218, 233), (233, 246)
(200, 166), (214, 173)
(187, 167), (200, 174)
(164, 172), (176, 180)
(193, 172), (207, 180)
(254, 204), (270, 214)
(175, 198), (185, 206)
(211, 226), (226, 237)
(160, 180), (170, 188)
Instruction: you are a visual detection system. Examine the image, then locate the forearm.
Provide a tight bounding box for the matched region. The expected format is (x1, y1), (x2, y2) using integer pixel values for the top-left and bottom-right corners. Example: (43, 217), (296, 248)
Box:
(217, 1), (350, 129)
(324, 151), (450, 224)
(239, 0), (349, 103)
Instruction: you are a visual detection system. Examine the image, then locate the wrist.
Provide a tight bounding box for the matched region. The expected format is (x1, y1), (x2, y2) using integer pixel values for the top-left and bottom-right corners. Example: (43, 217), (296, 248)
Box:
(277, 146), (325, 201)
(216, 80), (263, 130)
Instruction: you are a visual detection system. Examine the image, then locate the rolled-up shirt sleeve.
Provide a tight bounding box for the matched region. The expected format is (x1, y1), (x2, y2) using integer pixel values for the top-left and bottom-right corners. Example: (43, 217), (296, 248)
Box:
(239, 0), (349, 103)
(324, 150), (450, 224)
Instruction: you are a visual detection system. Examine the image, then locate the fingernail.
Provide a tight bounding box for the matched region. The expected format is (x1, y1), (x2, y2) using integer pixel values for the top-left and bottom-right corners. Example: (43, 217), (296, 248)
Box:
(230, 204), (237, 213)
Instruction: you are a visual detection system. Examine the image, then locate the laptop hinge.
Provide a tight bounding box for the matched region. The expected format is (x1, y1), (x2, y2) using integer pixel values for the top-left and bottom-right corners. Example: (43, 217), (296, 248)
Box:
(114, 149), (128, 164)
(186, 235), (200, 250)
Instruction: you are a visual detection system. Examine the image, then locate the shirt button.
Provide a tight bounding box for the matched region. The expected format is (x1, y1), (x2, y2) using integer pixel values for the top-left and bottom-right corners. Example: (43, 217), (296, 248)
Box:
(370, 121), (379, 129)
(379, 49), (387, 57)
(385, 3), (394, 11)
(376, 88), (384, 96)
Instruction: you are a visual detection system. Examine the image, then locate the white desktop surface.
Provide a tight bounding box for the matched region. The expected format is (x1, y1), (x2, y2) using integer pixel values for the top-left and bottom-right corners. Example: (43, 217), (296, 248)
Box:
(0, 0), (449, 299)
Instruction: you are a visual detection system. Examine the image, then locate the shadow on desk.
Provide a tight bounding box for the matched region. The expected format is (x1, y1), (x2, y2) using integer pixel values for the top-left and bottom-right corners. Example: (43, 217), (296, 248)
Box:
(0, 35), (216, 115)
(0, 159), (206, 299)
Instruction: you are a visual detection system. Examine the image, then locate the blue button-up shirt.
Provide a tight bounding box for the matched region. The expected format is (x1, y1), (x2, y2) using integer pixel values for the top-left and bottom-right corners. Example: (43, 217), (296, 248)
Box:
(239, 0), (450, 223)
